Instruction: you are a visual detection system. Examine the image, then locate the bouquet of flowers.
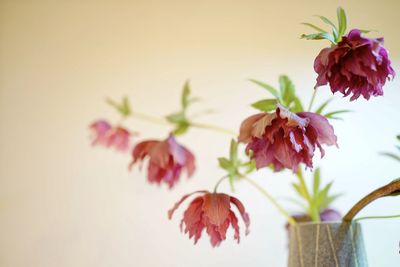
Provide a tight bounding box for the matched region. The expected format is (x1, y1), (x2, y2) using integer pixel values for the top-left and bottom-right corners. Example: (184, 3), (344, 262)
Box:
(89, 7), (399, 252)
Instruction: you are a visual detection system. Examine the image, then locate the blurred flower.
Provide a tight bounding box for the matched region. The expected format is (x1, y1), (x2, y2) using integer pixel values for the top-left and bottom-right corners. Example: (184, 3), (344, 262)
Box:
(168, 191), (250, 247)
(89, 119), (131, 151)
(130, 134), (195, 188)
(314, 29), (395, 101)
(238, 104), (337, 172)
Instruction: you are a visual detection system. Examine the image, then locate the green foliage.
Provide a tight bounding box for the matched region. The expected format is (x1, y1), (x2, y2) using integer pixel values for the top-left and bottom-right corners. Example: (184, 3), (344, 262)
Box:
(313, 98), (351, 120)
(251, 99), (277, 112)
(249, 75), (304, 113)
(106, 96), (132, 117)
(292, 167), (341, 217)
(218, 139), (256, 191)
(165, 81), (200, 136)
(380, 135), (400, 162)
(301, 6), (351, 44)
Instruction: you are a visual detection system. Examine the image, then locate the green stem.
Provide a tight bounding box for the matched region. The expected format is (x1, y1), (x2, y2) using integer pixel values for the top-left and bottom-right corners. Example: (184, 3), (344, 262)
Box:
(131, 112), (237, 136)
(355, 214), (400, 222)
(242, 176), (297, 225)
(132, 112), (170, 125)
(295, 169), (320, 222)
(307, 88), (318, 112)
(213, 176), (228, 193)
(190, 122), (237, 136)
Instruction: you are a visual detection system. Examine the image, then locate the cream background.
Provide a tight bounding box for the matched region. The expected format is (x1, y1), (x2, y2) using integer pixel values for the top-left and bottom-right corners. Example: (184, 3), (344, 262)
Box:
(1, 0), (400, 266)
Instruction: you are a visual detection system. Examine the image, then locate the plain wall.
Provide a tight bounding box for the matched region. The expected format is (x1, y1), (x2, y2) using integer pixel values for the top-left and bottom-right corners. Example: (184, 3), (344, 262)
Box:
(1, 0), (399, 266)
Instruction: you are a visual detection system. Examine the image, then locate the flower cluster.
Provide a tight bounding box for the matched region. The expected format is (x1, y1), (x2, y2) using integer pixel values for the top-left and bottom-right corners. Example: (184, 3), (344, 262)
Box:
(88, 7), (396, 249)
(314, 29), (395, 100)
(238, 104), (337, 172)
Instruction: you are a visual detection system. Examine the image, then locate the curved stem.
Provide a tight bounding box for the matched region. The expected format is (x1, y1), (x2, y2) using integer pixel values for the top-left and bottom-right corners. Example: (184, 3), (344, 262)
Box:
(295, 169), (320, 222)
(343, 179), (400, 222)
(355, 214), (400, 222)
(189, 122), (237, 136)
(242, 176), (296, 225)
(307, 88), (318, 112)
(213, 176), (229, 193)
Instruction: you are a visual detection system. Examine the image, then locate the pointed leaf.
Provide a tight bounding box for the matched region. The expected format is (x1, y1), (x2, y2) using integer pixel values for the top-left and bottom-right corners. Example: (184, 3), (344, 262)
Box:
(313, 168), (321, 197)
(337, 7), (347, 38)
(324, 110), (352, 119)
(173, 122), (189, 136)
(248, 79), (280, 99)
(292, 183), (306, 199)
(181, 81), (191, 109)
(251, 99), (278, 112)
(380, 152), (400, 161)
(316, 15), (337, 31)
(230, 139), (239, 164)
(218, 157), (232, 170)
(315, 98), (333, 114)
(291, 97), (304, 113)
(166, 112), (185, 123)
(301, 33), (335, 44)
(301, 23), (326, 33)
(279, 75), (296, 106)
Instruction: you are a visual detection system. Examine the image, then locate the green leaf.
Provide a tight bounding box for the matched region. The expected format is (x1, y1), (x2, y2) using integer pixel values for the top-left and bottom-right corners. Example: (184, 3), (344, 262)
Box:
(106, 97), (131, 117)
(360, 29), (371, 34)
(229, 139), (238, 164)
(315, 98), (333, 114)
(337, 6), (347, 39)
(292, 183), (307, 199)
(301, 23), (326, 33)
(316, 15), (338, 31)
(291, 97), (304, 113)
(181, 81), (191, 109)
(248, 79), (280, 99)
(313, 168), (321, 197)
(251, 99), (278, 112)
(166, 112), (185, 123)
(315, 182), (333, 208)
(380, 152), (400, 162)
(218, 157), (232, 170)
(396, 135), (400, 141)
(322, 193), (342, 209)
(173, 122), (189, 136)
(324, 110), (352, 119)
(279, 75), (296, 106)
(243, 160), (256, 174)
(301, 32), (335, 44)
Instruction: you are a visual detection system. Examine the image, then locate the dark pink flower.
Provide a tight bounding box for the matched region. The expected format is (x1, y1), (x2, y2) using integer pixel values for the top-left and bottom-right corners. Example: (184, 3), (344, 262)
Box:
(130, 134), (195, 188)
(238, 104), (337, 172)
(168, 191), (250, 247)
(89, 120), (131, 151)
(314, 29), (395, 100)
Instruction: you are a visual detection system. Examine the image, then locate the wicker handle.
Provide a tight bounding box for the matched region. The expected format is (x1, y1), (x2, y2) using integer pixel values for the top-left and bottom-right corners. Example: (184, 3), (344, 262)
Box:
(343, 179), (400, 222)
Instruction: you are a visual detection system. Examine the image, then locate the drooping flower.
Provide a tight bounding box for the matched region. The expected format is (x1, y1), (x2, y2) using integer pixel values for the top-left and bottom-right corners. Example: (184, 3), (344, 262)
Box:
(89, 119), (131, 151)
(314, 29), (395, 101)
(238, 104), (337, 172)
(168, 191), (250, 247)
(130, 134), (195, 188)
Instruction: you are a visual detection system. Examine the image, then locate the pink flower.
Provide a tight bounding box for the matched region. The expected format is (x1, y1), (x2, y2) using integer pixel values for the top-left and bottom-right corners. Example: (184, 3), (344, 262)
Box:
(238, 104), (337, 172)
(168, 191), (250, 247)
(314, 29), (395, 100)
(89, 119), (131, 151)
(130, 134), (195, 188)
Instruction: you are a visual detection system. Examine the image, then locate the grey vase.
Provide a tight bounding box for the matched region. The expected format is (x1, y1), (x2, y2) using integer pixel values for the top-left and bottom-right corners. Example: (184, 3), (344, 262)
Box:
(287, 222), (368, 267)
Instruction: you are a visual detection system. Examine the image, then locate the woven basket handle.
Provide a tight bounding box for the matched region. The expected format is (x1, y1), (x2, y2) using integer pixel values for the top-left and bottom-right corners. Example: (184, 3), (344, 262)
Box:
(343, 179), (400, 222)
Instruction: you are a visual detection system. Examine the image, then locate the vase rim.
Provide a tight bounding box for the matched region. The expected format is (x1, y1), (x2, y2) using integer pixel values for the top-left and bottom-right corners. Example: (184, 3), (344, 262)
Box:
(289, 220), (361, 227)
